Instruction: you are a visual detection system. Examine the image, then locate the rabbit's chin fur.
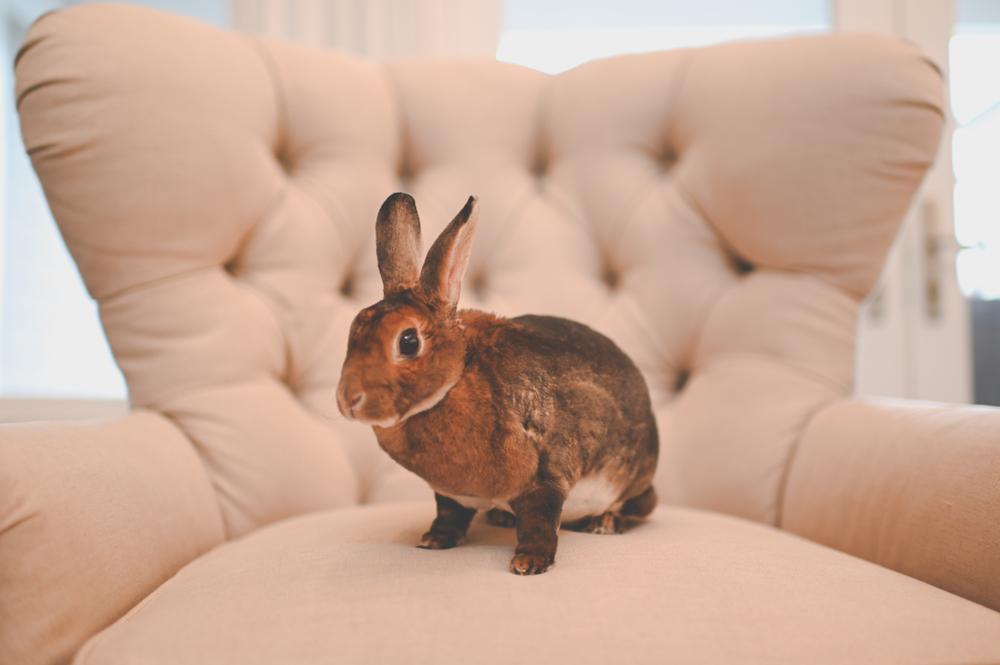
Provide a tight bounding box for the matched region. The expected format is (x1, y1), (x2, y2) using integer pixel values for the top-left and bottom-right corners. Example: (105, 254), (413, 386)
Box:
(361, 377), (460, 430)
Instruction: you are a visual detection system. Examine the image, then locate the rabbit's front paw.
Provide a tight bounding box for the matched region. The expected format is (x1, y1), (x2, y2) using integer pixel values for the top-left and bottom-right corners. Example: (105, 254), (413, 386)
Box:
(417, 530), (463, 550)
(509, 551), (554, 575)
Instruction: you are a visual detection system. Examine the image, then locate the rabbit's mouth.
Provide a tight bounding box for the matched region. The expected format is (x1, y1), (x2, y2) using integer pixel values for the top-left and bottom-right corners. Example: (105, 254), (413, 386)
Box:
(340, 399), (399, 428)
(337, 390), (400, 428)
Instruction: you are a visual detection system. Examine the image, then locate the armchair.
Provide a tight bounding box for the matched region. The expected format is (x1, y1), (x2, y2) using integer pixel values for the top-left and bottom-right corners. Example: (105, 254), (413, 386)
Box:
(3, 5), (999, 664)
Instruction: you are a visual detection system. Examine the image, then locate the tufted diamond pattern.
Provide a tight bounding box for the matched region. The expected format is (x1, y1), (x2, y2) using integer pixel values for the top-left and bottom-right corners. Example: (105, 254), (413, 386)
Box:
(16, 5), (943, 536)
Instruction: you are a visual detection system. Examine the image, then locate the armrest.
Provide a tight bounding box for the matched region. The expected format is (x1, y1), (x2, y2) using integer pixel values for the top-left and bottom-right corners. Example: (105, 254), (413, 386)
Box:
(0, 412), (225, 665)
(782, 398), (1000, 610)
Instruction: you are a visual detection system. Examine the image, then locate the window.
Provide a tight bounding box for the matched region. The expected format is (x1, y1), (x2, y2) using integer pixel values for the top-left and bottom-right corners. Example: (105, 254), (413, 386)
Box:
(951, 3), (1000, 300)
(0, 0), (228, 400)
(952, 0), (1000, 405)
(497, 0), (830, 74)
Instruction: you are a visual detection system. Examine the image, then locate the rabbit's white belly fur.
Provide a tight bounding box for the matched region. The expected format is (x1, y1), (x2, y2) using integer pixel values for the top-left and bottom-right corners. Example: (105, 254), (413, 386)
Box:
(561, 474), (622, 521)
(443, 473), (622, 521)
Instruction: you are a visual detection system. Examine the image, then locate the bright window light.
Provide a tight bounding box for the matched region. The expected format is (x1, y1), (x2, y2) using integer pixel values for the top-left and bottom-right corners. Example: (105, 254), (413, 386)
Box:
(0, 0), (228, 399)
(497, 0), (829, 74)
(951, 23), (1000, 300)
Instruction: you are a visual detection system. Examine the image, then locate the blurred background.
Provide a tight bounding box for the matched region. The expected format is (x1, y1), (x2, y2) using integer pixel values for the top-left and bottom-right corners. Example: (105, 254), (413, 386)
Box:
(0, 0), (997, 420)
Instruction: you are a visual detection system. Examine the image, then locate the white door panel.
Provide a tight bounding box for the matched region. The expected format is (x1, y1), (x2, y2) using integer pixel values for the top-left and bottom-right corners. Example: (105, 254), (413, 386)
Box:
(839, 0), (972, 403)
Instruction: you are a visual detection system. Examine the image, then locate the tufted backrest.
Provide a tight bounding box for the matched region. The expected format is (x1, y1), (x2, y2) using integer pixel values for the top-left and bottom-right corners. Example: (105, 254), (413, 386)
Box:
(16, 4), (943, 536)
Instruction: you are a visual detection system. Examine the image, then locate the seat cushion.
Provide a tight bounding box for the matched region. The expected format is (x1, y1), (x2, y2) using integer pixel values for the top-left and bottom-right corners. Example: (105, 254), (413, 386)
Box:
(75, 503), (1000, 665)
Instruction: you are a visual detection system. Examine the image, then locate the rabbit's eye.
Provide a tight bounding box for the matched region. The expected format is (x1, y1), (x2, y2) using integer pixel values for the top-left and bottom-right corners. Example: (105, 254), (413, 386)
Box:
(398, 328), (420, 358)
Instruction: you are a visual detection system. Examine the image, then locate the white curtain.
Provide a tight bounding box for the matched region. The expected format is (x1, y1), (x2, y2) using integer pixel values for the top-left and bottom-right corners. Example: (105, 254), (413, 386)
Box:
(231, 0), (504, 57)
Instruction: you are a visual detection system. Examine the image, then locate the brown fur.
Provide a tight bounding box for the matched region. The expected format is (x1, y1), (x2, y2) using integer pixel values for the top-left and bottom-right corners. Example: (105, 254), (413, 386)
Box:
(418, 493), (477, 550)
(338, 193), (659, 575)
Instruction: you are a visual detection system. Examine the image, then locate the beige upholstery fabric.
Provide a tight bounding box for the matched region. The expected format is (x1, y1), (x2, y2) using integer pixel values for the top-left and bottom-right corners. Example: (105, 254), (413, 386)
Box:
(75, 503), (1000, 665)
(7, 4), (996, 665)
(783, 398), (1000, 611)
(15, 5), (944, 530)
(0, 413), (225, 665)
(17, 7), (362, 537)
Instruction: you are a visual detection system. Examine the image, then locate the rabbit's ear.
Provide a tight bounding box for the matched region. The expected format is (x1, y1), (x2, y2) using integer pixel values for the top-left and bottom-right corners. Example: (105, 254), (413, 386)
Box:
(420, 196), (478, 311)
(376, 193), (422, 296)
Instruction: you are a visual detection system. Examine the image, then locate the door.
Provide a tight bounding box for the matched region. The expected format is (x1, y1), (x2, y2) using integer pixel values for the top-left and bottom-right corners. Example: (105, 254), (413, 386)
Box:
(842, 0), (982, 404)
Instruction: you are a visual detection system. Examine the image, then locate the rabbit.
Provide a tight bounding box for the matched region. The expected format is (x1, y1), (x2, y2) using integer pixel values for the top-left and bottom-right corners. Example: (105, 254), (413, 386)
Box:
(336, 192), (659, 575)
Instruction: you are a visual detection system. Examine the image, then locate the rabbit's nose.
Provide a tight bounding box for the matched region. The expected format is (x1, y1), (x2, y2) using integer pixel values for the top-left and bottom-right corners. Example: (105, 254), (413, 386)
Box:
(335, 378), (366, 419)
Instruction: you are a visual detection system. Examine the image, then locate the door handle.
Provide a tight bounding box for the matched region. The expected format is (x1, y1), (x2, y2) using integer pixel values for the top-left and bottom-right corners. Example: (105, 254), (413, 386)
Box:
(922, 199), (977, 322)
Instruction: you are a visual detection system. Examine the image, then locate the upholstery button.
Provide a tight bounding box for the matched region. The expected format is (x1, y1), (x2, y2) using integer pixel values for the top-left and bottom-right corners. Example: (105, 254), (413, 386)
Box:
(275, 144), (293, 174)
(470, 272), (488, 300)
(674, 369), (690, 392)
(531, 153), (547, 178)
(531, 153), (548, 193)
(398, 157), (415, 183)
(731, 254), (754, 274)
(600, 256), (621, 291)
(658, 148), (677, 172)
(223, 258), (240, 276)
(339, 272), (355, 298)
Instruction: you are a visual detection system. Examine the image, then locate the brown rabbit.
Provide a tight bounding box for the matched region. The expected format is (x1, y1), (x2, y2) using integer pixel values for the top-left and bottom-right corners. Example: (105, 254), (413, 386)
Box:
(337, 193), (658, 575)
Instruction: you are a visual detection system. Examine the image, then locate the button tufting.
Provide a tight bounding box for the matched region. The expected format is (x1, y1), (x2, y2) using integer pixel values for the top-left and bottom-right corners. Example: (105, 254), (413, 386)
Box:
(674, 369), (690, 392)
(398, 156), (415, 183)
(531, 152), (548, 178)
(13, 3), (949, 555)
(658, 148), (677, 172)
(470, 271), (488, 300)
(600, 262), (622, 291)
(731, 254), (754, 275)
(275, 143), (293, 175)
(339, 272), (355, 298)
